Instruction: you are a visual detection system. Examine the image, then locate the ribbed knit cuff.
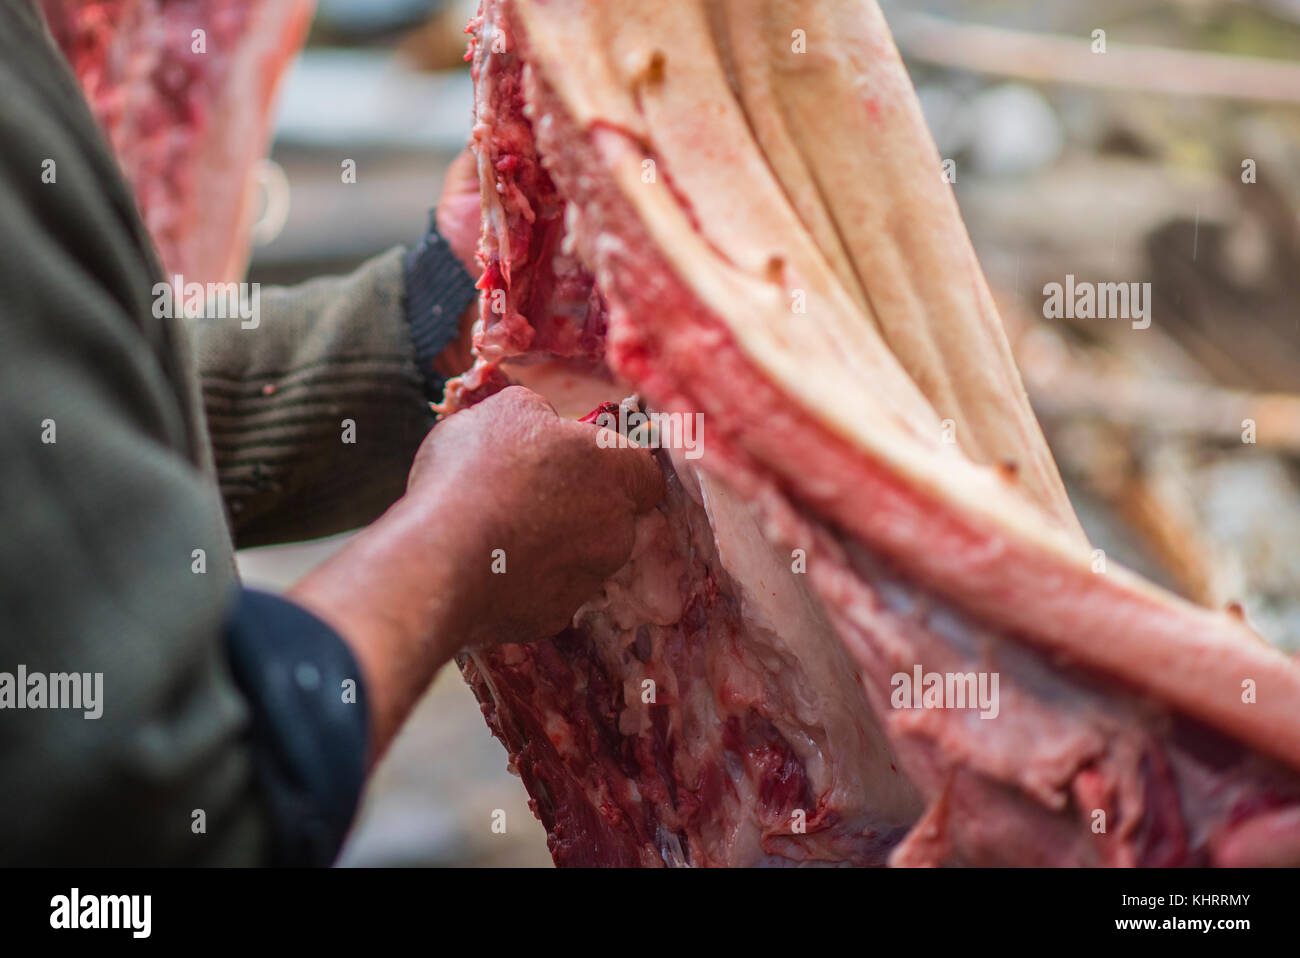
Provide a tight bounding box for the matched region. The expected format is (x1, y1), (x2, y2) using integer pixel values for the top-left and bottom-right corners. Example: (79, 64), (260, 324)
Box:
(223, 588), (369, 867)
(403, 210), (478, 402)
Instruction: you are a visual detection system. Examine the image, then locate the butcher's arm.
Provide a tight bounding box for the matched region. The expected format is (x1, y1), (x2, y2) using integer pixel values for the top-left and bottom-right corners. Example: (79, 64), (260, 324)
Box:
(290, 386), (666, 761)
(188, 228), (478, 549)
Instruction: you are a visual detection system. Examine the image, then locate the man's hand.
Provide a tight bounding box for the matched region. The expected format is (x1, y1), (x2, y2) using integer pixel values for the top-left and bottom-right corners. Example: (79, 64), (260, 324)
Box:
(435, 147), (480, 275)
(407, 386), (665, 646)
(289, 387), (664, 762)
(430, 147), (482, 379)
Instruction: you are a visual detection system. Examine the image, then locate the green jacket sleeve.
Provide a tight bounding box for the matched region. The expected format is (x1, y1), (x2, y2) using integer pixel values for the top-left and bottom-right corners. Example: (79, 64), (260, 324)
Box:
(0, 1), (266, 864)
(189, 249), (436, 549)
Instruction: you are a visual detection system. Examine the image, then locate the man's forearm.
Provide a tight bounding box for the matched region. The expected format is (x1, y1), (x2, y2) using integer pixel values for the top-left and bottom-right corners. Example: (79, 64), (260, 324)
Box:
(287, 494), (470, 765)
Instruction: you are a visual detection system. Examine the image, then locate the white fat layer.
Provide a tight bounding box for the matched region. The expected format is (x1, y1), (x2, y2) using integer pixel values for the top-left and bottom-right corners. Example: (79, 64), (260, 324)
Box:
(688, 459), (922, 827)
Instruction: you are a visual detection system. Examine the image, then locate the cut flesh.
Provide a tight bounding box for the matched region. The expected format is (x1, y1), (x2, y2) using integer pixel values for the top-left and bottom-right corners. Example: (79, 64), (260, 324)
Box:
(457, 0), (1300, 866)
(464, 412), (922, 866)
(41, 0), (314, 283)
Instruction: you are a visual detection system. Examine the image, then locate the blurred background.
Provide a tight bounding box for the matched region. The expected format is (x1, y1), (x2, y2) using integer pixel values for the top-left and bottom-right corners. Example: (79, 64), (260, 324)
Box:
(234, 0), (1300, 865)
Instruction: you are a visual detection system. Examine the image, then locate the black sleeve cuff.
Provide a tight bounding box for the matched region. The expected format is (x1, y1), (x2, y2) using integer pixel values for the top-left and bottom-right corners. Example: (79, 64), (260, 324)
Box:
(223, 588), (369, 867)
(403, 209), (479, 403)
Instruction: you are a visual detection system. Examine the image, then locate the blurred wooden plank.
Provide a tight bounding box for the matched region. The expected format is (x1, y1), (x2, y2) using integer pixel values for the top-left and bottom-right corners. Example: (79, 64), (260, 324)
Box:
(893, 12), (1300, 104)
(1024, 361), (1300, 454)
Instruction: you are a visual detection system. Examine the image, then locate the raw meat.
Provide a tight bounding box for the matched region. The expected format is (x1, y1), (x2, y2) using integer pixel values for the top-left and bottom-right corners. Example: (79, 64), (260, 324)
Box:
(40, 0), (313, 283)
(457, 0), (1300, 867)
(463, 398), (922, 866)
(439, 0), (606, 411)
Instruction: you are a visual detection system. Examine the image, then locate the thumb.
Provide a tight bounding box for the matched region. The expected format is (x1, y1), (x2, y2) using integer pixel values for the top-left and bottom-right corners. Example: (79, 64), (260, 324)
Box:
(577, 403), (666, 513)
(604, 440), (666, 514)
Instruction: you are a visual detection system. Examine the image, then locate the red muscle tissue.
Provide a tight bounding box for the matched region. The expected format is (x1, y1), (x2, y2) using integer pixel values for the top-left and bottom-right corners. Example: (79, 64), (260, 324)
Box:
(450, 0), (1300, 867)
